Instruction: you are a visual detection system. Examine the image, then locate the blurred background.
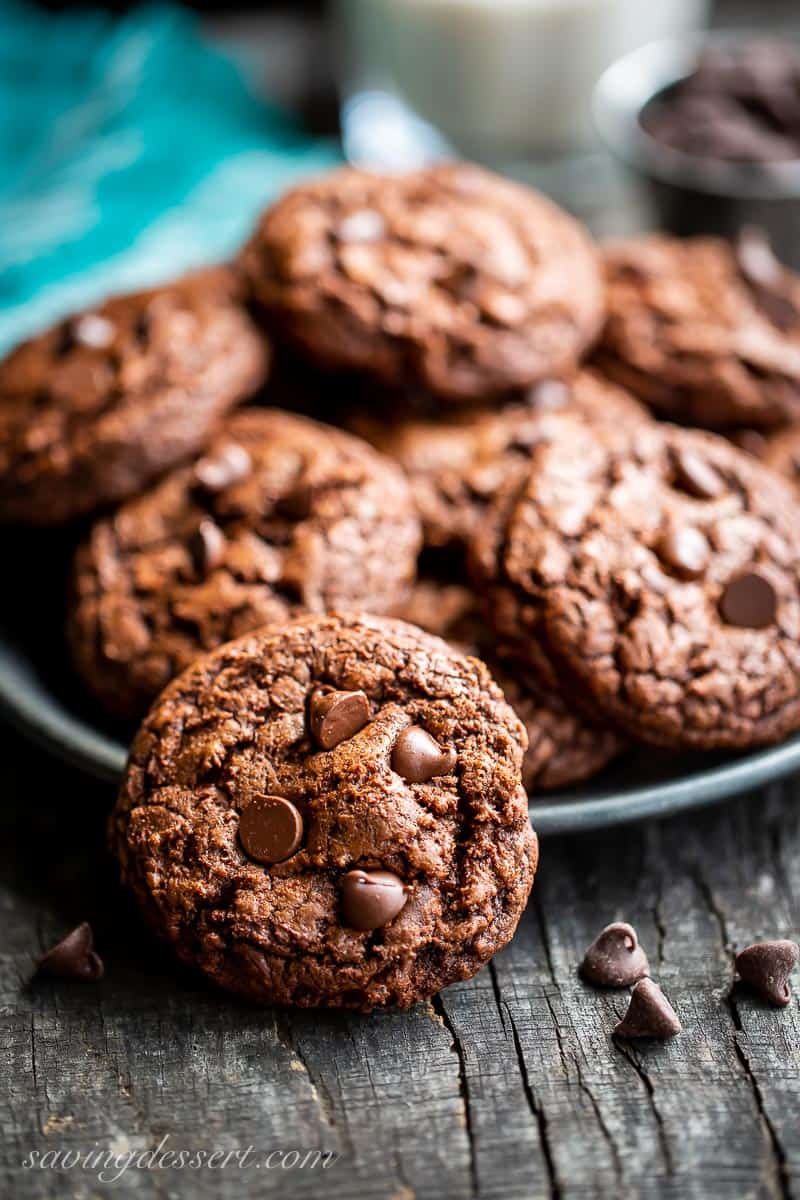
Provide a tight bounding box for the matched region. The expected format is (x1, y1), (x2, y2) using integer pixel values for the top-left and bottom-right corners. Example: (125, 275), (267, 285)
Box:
(4, 0), (800, 352)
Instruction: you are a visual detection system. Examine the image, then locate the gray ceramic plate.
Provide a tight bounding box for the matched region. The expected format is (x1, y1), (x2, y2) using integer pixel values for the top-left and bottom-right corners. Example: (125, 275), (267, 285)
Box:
(3, 620), (800, 835)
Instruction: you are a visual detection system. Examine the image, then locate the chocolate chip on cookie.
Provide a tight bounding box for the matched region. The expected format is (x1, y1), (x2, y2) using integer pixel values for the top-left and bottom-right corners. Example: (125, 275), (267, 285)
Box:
(595, 234), (800, 431)
(392, 726), (457, 783)
(239, 795), (305, 865)
(349, 371), (648, 553)
(0, 268), (269, 525)
(398, 579), (625, 791)
(477, 417), (800, 749)
(310, 688), (371, 750)
(68, 409), (421, 719)
(240, 164), (604, 403)
(111, 613), (537, 1010)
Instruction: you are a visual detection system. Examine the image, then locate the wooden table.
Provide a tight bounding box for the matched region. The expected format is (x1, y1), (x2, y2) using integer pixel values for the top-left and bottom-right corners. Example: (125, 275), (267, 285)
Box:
(3, 725), (800, 1200)
(5, 4), (800, 1197)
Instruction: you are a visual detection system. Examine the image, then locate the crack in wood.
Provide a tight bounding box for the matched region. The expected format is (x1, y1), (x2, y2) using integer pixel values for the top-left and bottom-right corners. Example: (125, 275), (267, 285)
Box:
(276, 1012), (347, 1145)
(611, 1037), (674, 1176)
(542, 994), (570, 1081)
(652, 890), (667, 969)
(573, 1057), (624, 1184)
(487, 961), (508, 1037)
(531, 897), (559, 990)
(432, 992), (479, 1200)
(505, 1006), (561, 1200)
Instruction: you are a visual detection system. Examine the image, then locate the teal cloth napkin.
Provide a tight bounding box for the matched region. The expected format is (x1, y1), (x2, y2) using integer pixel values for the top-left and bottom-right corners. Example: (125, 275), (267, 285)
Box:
(0, 2), (338, 353)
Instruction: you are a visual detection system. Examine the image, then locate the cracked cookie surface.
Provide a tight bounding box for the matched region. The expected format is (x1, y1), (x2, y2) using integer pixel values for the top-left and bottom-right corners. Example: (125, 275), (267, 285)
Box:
(0, 268), (269, 525)
(111, 613), (537, 1010)
(595, 234), (800, 431)
(350, 371), (647, 552)
(69, 410), (421, 719)
(400, 580), (625, 792)
(477, 417), (800, 749)
(763, 426), (800, 492)
(240, 164), (604, 402)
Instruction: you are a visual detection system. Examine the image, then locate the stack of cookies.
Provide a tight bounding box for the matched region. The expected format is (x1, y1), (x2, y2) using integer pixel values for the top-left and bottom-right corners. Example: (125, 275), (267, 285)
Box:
(5, 162), (800, 1010)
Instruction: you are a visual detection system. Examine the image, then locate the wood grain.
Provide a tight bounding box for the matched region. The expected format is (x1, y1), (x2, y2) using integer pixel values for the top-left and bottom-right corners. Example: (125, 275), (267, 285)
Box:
(2, 726), (799, 1200)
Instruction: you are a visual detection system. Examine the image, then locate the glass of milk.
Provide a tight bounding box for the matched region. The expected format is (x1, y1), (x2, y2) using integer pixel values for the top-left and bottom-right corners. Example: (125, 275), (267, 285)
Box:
(333, 0), (710, 194)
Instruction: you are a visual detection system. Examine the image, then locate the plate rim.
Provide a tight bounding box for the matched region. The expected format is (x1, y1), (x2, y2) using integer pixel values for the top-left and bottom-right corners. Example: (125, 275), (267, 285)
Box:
(1, 633), (798, 835)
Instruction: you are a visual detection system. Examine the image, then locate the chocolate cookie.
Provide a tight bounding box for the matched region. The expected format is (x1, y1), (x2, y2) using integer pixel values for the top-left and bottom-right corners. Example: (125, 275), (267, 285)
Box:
(350, 371), (648, 552)
(111, 613), (537, 1010)
(762, 426), (800, 491)
(596, 232), (800, 431)
(69, 410), (422, 719)
(400, 580), (624, 791)
(0, 269), (269, 525)
(477, 416), (800, 749)
(240, 164), (604, 403)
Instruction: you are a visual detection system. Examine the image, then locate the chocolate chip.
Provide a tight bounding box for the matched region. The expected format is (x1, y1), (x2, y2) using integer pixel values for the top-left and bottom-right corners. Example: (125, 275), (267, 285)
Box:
(35, 923), (104, 982)
(719, 570), (777, 628)
(310, 689), (370, 750)
(239, 795), (304, 865)
(341, 869), (407, 931)
(188, 518), (226, 576)
(640, 42), (800, 169)
(275, 482), (312, 521)
(392, 726), (457, 783)
(736, 939), (799, 1006)
(613, 978), (681, 1039)
(673, 448), (726, 500)
(193, 443), (252, 495)
(656, 525), (710, 580)
(72, 313), (116, 350)
(580, 922), (651, 988)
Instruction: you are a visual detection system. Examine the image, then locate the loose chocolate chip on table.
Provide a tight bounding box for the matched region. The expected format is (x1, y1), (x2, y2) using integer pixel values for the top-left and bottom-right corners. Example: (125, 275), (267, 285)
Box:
(392, 726), (457, 783)
(673, 448), (726, 500)
(193, 443), (252, 494)
(581, 922), (651, 988)
(735, 939), (799, 1006)
(614, 978), (681, 1039)
(656, 525), (710, 580)
(310, 689), (370, 750)
(341, 870), (407, 931)
(188, 518), (226, 576)
(239, 795), (304, 865)
(719, 571), (777, 629)
(35, 922), (104, 982)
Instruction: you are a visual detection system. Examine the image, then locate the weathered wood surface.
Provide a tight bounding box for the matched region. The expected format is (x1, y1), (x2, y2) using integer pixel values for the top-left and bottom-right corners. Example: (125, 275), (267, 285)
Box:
(2, 721), (799, 1200)
(4, 7), (800, 1198)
